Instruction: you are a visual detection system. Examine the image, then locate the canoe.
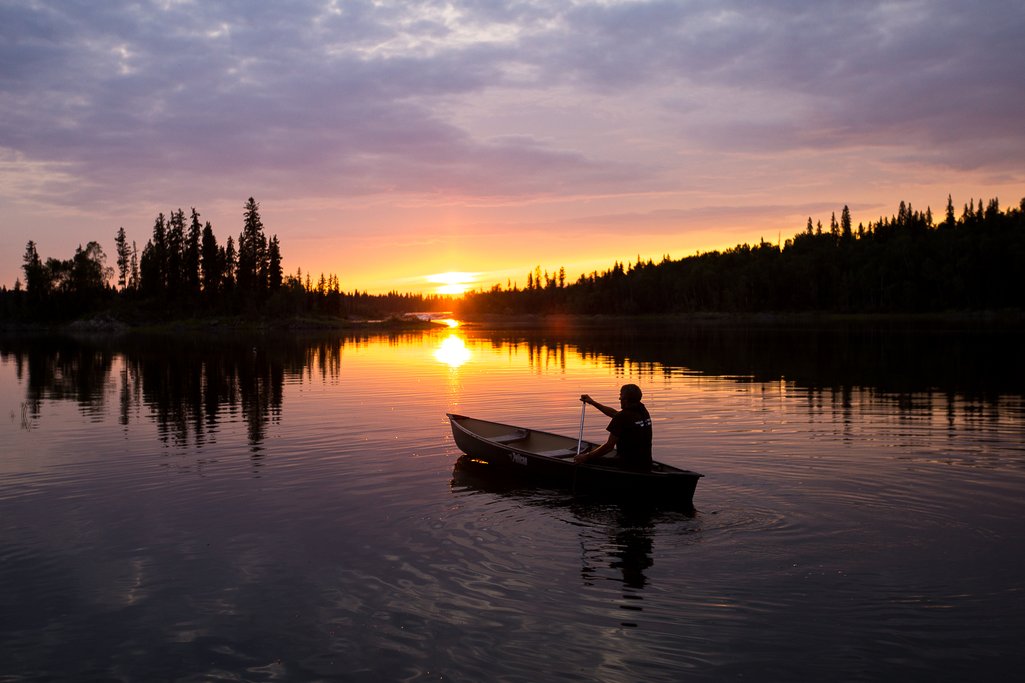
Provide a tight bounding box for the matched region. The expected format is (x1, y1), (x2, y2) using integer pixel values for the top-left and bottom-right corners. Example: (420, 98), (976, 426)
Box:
(447, 413), (703, 504)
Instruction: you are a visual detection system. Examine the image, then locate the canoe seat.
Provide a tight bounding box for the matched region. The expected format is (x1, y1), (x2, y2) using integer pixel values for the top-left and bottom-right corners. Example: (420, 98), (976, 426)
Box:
(537, 448), (578, 458)
(490, 430), (528, 444)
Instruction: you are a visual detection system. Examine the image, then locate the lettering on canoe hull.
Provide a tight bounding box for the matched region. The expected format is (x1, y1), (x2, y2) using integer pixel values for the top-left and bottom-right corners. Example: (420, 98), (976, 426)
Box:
(507, 451), (528, 466)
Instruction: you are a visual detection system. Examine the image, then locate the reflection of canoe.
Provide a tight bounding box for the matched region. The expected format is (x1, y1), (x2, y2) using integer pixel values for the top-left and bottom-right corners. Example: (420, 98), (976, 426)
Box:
(448, 413), (703, 504)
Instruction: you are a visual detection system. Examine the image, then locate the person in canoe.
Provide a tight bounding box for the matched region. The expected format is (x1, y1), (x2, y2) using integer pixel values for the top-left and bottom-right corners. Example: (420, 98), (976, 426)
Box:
(573, 383), (653, 471)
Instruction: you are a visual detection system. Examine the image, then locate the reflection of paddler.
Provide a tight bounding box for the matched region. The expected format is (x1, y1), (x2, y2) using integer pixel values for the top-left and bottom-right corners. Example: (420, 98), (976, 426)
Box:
(573, 384), (653, 471)
(611, 513), (655, 590)
(575, 501), (659, 595)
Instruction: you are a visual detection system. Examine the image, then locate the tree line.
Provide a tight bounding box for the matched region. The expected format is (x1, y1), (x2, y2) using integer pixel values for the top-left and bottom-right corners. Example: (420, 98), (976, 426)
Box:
(2, 197), (448, 323)
(4, 193), (1023, 324)
(455, 195), (1025, 316)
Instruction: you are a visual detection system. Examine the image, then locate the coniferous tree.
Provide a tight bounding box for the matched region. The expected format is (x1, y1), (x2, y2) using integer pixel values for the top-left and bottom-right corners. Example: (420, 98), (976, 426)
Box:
(150, 213), (168, 291)
(223, 236), (237, 291)
(237, 197), (266, 294)
(186, 209), (202, 296)
(139, 241), (160, 298)
(257, 232), (269, 292)
(22, 241), (49, 300)
(166, 209), (186, 296)
(268, 235), (283, 291)
(200, 221), (221, 296)
(129, 241), (140, 291)
(115, 227), (130, 290)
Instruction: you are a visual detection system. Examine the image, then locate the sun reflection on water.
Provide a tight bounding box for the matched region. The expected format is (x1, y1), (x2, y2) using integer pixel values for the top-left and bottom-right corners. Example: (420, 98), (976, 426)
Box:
(434, 334), (471, 368)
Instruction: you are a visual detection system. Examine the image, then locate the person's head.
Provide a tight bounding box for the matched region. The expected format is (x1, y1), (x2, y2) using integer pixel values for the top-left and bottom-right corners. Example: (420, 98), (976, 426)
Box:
(619, 383), (642, 405)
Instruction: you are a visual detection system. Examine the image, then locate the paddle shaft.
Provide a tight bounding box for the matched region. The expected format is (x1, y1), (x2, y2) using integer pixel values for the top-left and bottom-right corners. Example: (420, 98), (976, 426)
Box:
(576, 399), (586, 456)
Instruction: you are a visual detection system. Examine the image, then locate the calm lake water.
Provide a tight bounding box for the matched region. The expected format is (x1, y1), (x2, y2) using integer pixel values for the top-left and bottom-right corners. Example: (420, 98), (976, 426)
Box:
(2, 321), (1024, 682)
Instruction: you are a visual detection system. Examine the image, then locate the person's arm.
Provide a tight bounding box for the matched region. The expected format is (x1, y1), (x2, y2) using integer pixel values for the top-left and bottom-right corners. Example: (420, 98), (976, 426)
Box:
(581, 394), (617, 418)
(573, 432), (617, 464)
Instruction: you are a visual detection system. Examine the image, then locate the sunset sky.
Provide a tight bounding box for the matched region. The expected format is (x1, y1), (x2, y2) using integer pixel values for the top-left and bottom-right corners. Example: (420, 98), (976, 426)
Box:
(2, 0), (1023, 295)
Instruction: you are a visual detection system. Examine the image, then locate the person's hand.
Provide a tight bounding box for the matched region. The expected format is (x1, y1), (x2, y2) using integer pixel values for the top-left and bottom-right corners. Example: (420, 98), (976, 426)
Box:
(580, 394), (592, 405)
(573, 450), (589, 464)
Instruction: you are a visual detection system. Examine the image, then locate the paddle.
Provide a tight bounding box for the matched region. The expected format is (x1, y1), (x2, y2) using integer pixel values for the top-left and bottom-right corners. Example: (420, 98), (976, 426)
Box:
(576, 398), (586, 457)
(573, 398), (587, 494)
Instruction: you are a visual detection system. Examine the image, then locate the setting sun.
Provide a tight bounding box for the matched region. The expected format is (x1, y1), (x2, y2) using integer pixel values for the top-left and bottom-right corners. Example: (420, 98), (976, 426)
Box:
(427, 271), (478, 296)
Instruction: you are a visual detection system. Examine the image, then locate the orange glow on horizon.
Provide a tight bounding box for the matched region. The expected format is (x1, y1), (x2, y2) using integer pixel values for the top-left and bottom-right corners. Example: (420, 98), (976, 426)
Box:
(427, 271), (478, 296)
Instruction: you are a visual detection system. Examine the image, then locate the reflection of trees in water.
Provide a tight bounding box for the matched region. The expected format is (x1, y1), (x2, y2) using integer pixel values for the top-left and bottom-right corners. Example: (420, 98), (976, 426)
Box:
(799, 383), (1021, 435)
(525, 342), (567, 374)
(4, 331), (447, 451)
(479, 323), (1025, 423)
(2, 333), (363, 453)
(6, 324), (1021, 449)
(128, 340), (286, 451)
(7, 337), (117, 420)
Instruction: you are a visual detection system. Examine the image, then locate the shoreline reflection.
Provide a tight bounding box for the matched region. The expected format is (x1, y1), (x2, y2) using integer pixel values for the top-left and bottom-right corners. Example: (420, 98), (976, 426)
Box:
(2, 323), (1022, 457)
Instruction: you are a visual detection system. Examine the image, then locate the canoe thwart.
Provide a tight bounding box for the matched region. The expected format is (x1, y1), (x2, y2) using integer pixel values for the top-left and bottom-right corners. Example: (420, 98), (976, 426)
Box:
(490, 430), (529, 444)
(536, 448), (578, 458)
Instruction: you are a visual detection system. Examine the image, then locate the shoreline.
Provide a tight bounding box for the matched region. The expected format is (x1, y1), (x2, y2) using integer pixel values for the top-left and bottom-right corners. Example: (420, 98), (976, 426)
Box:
(3, 309), (1023, 336)
(0, 313), (448, 335)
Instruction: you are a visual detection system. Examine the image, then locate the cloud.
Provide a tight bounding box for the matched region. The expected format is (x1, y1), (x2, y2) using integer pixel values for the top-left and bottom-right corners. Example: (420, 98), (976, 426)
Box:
(0, 1), (654, 209)
(0, 0), (1022, 217)
(502, 0), (1025, 170)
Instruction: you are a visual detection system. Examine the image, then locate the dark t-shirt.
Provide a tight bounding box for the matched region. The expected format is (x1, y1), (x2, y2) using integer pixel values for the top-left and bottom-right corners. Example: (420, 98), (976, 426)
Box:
(607, 402), (653, 470)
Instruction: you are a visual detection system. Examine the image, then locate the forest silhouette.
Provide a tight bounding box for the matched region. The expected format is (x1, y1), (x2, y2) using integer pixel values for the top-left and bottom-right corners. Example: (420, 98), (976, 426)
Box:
(4, 198), (446, 323)
(456, 195), (1025, 317)
(3, 194), (1023, 324)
